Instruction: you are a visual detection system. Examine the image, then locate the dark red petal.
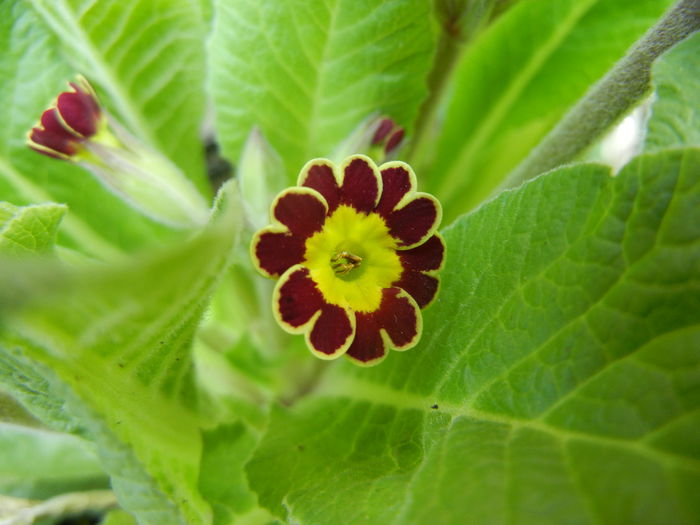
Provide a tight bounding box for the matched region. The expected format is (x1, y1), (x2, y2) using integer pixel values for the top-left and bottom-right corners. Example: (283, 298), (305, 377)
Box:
(371, 118), (395, 145)
(346, 288), (421, 365)
(376, 163), (415, 217)
(274, 266), (324, 330)
(70, 80), (100, 118)
(252, 229), (306, 278)
(28, 126), (76, 157)
(339, 156), (381, 213)
(376, 288), (421, 349)
(40, 108), (73, 136)
(27, 139), (69, 159)
(272, 189), (327, 238)
(57, 89), (99, 137)
(387, 195), (441, 248)
(299, 161), (340, 212)
(308, 304), (354, 358)
(385, 128), (404, 154)
(345, 315), (386, 365)
(394, 270), (439, 309)
(398, 234), (445, 272)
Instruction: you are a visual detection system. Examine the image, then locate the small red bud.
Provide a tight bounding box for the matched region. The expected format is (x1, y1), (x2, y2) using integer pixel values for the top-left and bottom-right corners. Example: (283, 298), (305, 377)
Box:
(371, 118), (395, 145)
(385, 128), (405, 154)
(27, 76), (102, 160)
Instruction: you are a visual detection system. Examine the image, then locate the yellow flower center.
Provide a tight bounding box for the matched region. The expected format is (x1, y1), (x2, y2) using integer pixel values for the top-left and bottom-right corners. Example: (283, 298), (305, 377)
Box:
(304, 205), (402, 312)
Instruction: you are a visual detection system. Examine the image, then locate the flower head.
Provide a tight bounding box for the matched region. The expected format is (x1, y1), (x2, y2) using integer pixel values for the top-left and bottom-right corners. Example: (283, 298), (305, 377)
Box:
(27, 76), (104, 160)
(251, 155), (444, 366)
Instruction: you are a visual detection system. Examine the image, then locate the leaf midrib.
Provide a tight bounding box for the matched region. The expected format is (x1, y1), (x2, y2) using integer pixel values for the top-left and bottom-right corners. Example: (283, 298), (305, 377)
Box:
(319, 373), (700, 472)
(301, 0), (341, 159)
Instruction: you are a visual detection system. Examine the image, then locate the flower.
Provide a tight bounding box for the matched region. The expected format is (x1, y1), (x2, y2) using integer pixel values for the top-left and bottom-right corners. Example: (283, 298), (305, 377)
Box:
(251, 155), (444, 366)
(27, 76), (104, 160)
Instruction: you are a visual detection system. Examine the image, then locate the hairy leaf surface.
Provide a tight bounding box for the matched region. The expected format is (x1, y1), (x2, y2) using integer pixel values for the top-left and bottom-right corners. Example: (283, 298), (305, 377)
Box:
(0, 185), (244, 524)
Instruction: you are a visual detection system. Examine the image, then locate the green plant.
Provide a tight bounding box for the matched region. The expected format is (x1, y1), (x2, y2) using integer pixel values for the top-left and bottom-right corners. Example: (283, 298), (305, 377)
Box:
(1, 1), (699, 524)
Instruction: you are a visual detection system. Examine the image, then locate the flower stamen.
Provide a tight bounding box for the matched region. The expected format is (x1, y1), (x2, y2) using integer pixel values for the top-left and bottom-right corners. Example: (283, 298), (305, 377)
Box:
(331, 251), (362, 275)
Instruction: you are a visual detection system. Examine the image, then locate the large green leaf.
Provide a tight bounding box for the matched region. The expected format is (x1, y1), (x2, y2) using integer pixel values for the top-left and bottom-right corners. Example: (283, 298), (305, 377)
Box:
(209, 0), (436, 179)
(0, 423), (107, 500)
(0, 0), (213, 255)
(247, 148), (700, 524)
(420, 0), (673, 223)
(0, 1), (182, 256)
(646, 30), (700, 151)
(27, 0), (209, 189)
(0, 184), (244, 524)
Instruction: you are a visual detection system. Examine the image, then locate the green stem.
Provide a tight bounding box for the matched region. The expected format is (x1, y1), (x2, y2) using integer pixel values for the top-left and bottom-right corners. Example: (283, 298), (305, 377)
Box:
(505, 0), (700, 187)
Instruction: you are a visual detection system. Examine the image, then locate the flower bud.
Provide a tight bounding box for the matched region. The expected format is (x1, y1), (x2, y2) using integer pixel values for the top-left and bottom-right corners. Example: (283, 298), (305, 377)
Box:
(385, 128), (405, 154)
(332, 115), (406, 163)
(371, 118), (395, 145)
(27, 77), (209, 229)
(27, 76), (103, 160)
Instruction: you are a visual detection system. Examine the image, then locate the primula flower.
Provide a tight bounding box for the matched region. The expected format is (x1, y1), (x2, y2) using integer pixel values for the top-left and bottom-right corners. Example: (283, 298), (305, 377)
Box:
(251, 155), (444, 366)
(27, 76), (104, 160)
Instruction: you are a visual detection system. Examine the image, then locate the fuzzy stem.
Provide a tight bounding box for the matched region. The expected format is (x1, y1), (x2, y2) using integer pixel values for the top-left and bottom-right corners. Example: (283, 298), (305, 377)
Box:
(505, 0), (700, 187)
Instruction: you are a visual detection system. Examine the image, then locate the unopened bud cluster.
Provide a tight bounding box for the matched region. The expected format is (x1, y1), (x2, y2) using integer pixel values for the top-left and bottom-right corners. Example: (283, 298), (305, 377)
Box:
(28, 77), (106, 160)
(370, 117), (405, 155)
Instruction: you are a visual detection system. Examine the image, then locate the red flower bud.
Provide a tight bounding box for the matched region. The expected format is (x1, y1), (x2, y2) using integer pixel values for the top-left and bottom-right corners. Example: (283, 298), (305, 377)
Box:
(371, 118), (395, 145)
(385, 128), (405, 154)
(27, 77), (102, 160)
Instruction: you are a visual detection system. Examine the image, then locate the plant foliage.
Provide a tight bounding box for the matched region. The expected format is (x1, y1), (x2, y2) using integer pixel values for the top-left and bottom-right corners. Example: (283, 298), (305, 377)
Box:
(1, 0), (699, 524)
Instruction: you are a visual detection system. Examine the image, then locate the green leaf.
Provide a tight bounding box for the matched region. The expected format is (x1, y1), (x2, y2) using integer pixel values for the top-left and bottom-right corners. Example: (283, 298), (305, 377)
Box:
(0, 423), (108, 499)
(0, 350), (85, 434)
(198, 422), (272, 525)
(0, 184), (244, 524)
(0, 202), (65, 256)
(27, 0), (209, 190)
(0, 390), (41, 428)
(646, 31), (700, 151)
(101, 509), (138, 525)
(420, 0), (673, 223)
(209, 0), (436, 179)
(247, 148), (700, 524)
(0, 1), (176, 257)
